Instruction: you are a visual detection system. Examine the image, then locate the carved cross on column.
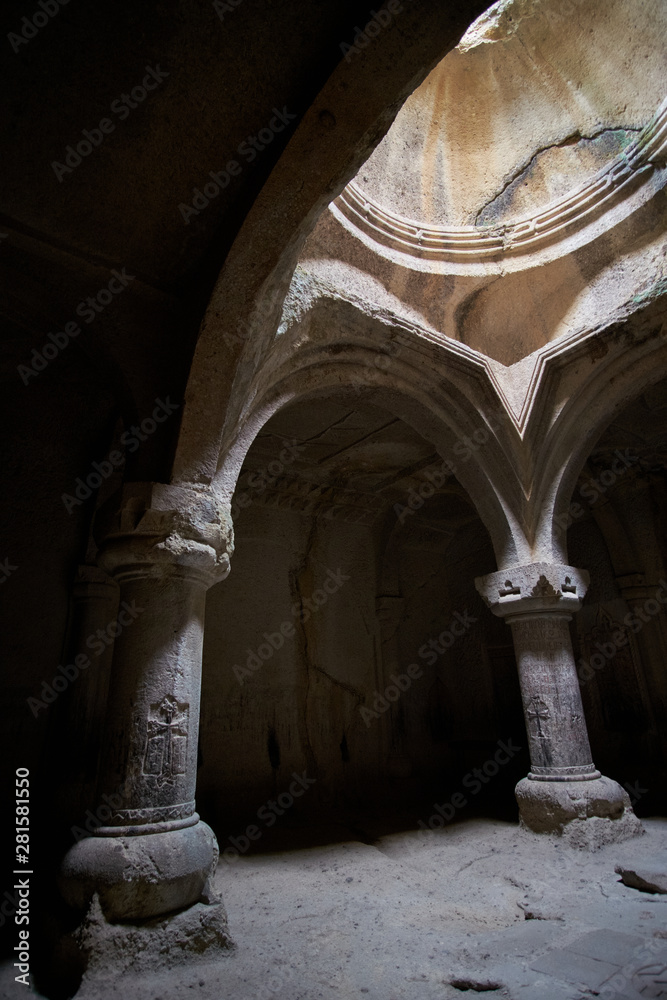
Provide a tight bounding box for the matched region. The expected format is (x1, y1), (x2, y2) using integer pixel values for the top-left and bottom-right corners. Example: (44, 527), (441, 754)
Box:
(144, 696), (189, 786)
(475, 562), (599, 782)
(475, 562), (641, 841)
(526, 696), (550, 740)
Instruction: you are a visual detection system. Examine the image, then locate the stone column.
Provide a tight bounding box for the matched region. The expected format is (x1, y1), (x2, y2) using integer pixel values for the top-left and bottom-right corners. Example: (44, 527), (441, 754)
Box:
(57, 565), (119, 818)
(475, 562), (642, 845)
(59, 482), (233, 921)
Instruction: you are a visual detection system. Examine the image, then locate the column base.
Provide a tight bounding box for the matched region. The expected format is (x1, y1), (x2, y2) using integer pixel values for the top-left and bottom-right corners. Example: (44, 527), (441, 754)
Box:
(57, 895), (233, 999)
(515, 775), (644, 848)
(527, 763), (601, 781)
(59, 819), (219, 921)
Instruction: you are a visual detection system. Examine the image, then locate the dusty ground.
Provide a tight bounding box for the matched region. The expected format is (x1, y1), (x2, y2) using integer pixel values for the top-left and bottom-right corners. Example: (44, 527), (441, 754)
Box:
(3, 816), (667, 999)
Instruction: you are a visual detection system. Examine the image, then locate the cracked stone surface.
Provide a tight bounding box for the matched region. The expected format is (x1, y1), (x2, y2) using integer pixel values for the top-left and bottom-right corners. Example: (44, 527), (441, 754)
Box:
(351, 0), (666, 228)
(616, 865), (667, 895)
(4, 816), (666, 999)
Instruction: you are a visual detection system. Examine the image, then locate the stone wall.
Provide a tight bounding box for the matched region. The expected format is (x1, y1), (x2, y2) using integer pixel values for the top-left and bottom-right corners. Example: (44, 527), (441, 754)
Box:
(198, 460), (527, 834)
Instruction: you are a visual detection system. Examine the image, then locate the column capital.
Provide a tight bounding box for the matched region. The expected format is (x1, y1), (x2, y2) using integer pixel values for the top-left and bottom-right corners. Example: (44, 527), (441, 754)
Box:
(475, 562), (589, 620)
(94, 481), (234, 587)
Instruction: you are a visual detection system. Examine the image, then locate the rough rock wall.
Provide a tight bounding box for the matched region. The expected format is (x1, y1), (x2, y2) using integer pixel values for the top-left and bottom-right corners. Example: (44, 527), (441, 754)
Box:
(198, 489), (528, 834)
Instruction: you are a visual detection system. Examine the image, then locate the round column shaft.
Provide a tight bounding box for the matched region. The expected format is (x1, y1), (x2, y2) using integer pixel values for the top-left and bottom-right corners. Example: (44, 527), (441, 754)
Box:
(509, 612), (598, 781)
(476, 562), (642, 844)
(59, 482), (233, 920)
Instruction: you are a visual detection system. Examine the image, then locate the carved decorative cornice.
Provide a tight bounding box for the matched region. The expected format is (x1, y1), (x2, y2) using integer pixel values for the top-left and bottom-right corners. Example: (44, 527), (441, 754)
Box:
(237, 473), (388, 525)
(235, 462), (459, 526)
(333, 98), (667, 266)
(475, 562), (589, 619)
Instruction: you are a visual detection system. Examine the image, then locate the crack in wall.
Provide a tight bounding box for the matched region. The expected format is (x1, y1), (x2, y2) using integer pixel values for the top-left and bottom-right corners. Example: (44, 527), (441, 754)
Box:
(311, 663), (363, 700)
(297, 412), (358, 446)
(474, 125), (643, 227)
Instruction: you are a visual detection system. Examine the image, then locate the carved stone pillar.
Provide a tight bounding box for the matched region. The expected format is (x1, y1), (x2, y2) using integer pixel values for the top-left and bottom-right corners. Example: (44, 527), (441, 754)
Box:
(476, 562), (642, 845)
(59, 482), (233, 920)
(59, 565), (119, 814)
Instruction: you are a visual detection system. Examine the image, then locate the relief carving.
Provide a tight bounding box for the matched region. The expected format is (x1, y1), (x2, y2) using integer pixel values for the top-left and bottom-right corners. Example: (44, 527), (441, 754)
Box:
(530, 575), (559, 599)
(143, 695), (189, 785)
(526, 696), (551, 744)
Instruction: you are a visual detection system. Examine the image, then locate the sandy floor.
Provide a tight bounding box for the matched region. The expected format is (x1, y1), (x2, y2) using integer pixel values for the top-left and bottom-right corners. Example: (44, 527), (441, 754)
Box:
(3, 816), (667, 999)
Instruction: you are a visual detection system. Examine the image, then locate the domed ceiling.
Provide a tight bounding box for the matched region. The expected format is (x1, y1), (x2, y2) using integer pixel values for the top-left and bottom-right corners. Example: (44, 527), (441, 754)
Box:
(297, 0), (667, 368)
(335, 0), (666, 261)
